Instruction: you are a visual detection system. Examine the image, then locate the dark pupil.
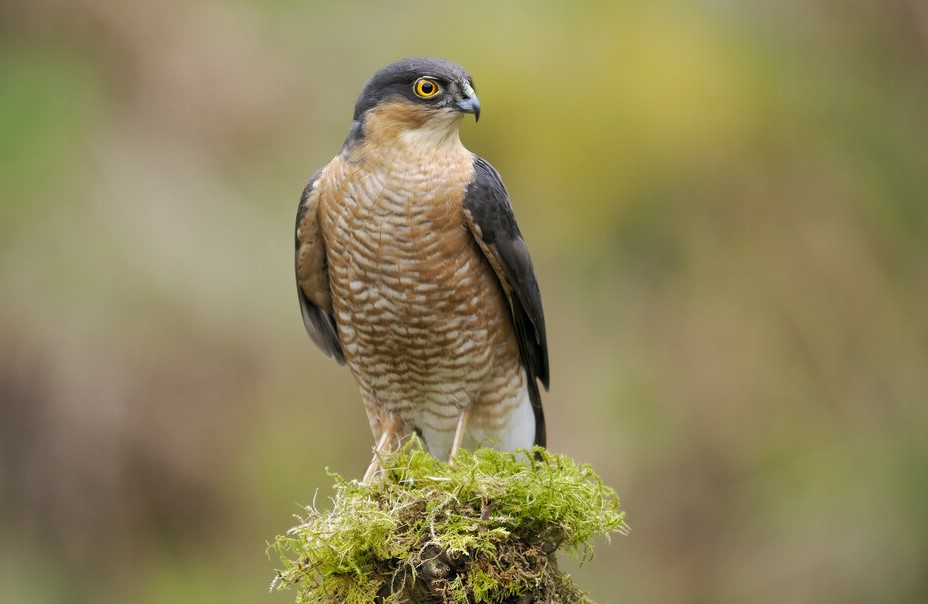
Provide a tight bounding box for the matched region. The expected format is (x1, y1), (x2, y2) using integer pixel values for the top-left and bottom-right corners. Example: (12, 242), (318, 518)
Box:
(420, 81), (434, 94)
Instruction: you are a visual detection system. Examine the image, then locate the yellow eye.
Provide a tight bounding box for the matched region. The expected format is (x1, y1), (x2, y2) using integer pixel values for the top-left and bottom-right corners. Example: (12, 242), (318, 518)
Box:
(413, 77), (441, 98)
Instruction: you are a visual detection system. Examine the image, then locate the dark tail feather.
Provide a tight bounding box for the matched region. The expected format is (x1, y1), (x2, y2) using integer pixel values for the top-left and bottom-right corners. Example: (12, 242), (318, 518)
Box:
(527, 376), (546, 450)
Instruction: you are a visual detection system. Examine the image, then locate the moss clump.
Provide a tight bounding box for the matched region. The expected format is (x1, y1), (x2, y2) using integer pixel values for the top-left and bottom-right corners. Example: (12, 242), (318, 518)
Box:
(269, 443), (627, 603)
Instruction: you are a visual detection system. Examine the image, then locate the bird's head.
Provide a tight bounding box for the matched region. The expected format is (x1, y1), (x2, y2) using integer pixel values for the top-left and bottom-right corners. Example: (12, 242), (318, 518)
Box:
(346, 57), (480, 147)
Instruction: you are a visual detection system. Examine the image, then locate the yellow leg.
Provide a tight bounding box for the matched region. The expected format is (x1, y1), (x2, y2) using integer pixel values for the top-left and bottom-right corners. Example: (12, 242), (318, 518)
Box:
(449, 408), (471, 464)
(363, 415), (402, 483)
(362, 430), (390, 483)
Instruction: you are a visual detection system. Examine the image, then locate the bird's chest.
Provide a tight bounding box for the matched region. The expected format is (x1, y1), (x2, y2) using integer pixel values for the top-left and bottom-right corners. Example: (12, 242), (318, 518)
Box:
(318, 156), (493, 365)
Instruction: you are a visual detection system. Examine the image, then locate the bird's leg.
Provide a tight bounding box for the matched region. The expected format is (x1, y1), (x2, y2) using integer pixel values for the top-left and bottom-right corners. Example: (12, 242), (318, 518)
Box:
(362, 431), (390, 484)
(448, 408), (471, 464)
(362, 414), (401, 484)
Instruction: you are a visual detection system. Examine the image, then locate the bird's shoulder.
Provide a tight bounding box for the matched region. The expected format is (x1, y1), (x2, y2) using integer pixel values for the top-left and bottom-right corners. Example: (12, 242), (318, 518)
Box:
(462, 156), (521, 247)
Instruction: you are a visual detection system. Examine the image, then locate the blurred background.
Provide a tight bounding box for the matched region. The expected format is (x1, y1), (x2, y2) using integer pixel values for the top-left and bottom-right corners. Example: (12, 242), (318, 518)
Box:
(2, 0), (927, 602)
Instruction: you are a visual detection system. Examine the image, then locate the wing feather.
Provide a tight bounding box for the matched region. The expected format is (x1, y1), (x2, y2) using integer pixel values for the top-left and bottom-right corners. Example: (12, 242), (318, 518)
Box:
(295, 170), (345, 364)
(462, 156), (548, 446)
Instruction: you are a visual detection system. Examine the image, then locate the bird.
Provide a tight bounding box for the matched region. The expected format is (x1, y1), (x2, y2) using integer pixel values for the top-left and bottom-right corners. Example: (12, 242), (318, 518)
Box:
(295, 57), (548, 481)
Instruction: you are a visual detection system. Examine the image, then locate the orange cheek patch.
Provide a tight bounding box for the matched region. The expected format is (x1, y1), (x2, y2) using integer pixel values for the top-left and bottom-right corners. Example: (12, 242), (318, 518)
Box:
(364, 101), (434, 136)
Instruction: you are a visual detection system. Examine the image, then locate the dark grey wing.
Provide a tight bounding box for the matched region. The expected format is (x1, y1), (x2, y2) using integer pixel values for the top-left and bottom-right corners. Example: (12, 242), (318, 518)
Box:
(295, 171), (345, 364)
(463, 156), (549, 446)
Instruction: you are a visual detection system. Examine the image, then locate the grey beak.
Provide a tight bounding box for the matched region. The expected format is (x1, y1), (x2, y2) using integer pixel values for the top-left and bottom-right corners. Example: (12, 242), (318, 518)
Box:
(455, 94), (481, 122)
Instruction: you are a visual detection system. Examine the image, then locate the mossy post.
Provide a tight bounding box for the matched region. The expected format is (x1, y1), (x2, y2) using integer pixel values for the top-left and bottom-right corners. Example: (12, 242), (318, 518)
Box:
(269, 443), (627, 603)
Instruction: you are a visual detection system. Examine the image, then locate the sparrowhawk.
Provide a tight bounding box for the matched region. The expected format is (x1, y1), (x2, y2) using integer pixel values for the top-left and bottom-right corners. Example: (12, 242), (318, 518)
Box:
(295, 57), (549, 480)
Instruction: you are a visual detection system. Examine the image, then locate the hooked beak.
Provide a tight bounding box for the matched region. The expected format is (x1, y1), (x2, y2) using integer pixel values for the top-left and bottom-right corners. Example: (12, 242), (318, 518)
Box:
(455, 83), (481, 122)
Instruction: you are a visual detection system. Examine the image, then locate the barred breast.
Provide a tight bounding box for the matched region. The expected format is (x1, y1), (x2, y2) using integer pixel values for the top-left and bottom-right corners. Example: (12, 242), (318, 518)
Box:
(317, 144), (527, 460)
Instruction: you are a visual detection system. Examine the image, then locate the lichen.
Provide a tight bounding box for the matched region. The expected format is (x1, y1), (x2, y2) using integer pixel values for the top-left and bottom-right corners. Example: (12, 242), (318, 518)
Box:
(269, 443), (627, 603)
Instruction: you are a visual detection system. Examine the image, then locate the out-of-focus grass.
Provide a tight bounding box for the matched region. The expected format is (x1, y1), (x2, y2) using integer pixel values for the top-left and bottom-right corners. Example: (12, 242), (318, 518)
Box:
(1, 0), (927, 603)
(0, 47), (100, 240)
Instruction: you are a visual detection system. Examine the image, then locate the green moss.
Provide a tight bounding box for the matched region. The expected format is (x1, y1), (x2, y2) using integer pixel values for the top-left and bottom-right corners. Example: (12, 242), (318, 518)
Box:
(269, 443), (627, 603)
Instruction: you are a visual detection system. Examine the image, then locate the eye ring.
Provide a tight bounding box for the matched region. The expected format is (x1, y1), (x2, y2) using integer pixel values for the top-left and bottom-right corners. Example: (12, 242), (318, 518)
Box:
(413, 77), (441, 98)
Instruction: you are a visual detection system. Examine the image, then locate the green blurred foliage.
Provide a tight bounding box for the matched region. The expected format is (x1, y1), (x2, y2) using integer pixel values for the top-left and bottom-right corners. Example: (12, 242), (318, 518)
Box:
(0, 46), (100, 240)
(1, 0), (926, 602)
